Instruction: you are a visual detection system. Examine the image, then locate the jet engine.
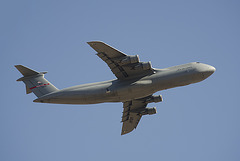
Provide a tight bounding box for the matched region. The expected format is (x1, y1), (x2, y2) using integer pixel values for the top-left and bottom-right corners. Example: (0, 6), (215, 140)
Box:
(145, 95), (163, 103)
(140, 107), (157, 115)
(134, 61), (152, 70)
(120, 55), (139, 65)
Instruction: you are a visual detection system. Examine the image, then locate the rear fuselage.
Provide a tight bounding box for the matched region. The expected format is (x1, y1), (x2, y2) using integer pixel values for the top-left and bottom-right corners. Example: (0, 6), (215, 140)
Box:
(34, 62), (215, 104)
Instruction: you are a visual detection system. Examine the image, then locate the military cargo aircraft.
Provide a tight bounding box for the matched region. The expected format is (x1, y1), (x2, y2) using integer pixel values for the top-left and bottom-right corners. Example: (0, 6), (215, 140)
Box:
(15, 41), (215, 135)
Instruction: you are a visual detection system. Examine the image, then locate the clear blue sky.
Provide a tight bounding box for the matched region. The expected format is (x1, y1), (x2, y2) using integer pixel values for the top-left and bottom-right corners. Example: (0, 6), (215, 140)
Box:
(1, 0), (240, 161)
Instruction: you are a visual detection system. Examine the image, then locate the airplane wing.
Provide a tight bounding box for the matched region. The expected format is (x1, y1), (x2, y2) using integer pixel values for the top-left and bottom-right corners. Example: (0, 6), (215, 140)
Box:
(87, 41), (154, 80)
(121, 96), (157, 135)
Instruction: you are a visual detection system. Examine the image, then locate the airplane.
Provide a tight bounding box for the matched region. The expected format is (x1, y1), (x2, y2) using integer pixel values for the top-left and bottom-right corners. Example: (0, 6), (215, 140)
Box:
(15, 41), (216, 135)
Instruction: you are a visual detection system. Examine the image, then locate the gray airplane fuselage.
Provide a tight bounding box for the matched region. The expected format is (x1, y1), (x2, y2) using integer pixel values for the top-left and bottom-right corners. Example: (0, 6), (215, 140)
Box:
(34, 62), (215, 104)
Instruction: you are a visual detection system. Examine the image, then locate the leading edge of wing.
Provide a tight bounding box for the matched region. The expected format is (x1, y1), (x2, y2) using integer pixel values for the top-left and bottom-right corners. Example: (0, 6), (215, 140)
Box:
(87, 41), (127, 57)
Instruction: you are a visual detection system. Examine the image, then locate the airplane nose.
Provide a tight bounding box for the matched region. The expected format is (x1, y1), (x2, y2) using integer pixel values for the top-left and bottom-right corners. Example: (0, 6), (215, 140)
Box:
(201, 64), (216, 78)
(209, 65), (216, 73)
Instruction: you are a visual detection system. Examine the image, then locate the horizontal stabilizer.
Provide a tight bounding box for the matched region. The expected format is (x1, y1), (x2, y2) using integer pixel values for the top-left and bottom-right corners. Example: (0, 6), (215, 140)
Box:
(15, 65), (39, 77)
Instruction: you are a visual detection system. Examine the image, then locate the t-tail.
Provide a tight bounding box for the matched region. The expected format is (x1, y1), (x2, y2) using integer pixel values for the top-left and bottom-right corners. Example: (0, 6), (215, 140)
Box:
(15, 65), (58, 98)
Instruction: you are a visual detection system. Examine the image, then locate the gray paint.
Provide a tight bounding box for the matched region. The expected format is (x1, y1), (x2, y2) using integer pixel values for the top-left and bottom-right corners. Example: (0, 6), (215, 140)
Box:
(15, 42), (215, 135)
(33, 62), (215, 104)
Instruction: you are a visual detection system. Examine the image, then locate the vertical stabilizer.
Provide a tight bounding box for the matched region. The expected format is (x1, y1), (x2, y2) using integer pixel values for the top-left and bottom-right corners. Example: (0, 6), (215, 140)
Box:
(15, 65), (58, 98)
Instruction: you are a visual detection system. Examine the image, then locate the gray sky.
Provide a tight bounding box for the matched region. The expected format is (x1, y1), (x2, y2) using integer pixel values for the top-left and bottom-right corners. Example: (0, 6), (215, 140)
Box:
(1, 0), (240, 161)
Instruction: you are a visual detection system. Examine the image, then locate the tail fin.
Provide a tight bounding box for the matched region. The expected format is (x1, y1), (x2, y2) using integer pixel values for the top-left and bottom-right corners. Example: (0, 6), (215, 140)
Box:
(15, 65), (58, 98)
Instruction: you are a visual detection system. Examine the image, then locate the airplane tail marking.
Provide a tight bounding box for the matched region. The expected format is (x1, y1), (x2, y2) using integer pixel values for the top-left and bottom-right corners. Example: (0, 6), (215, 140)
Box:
(29, 83), (50, 90)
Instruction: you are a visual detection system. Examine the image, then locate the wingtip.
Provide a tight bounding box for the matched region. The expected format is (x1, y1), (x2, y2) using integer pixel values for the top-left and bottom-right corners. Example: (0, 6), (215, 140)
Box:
(121, 130), (130, 135)
(14, 64), (22, 68)
(87, 41), (105, 45)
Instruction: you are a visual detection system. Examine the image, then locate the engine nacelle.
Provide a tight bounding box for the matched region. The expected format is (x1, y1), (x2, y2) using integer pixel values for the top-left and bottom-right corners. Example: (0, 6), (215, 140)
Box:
(145, 95), (163, 103)
(141, 107), (157, 115)
(120, 55), (139, 65)
(134, 61), (152, 70)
